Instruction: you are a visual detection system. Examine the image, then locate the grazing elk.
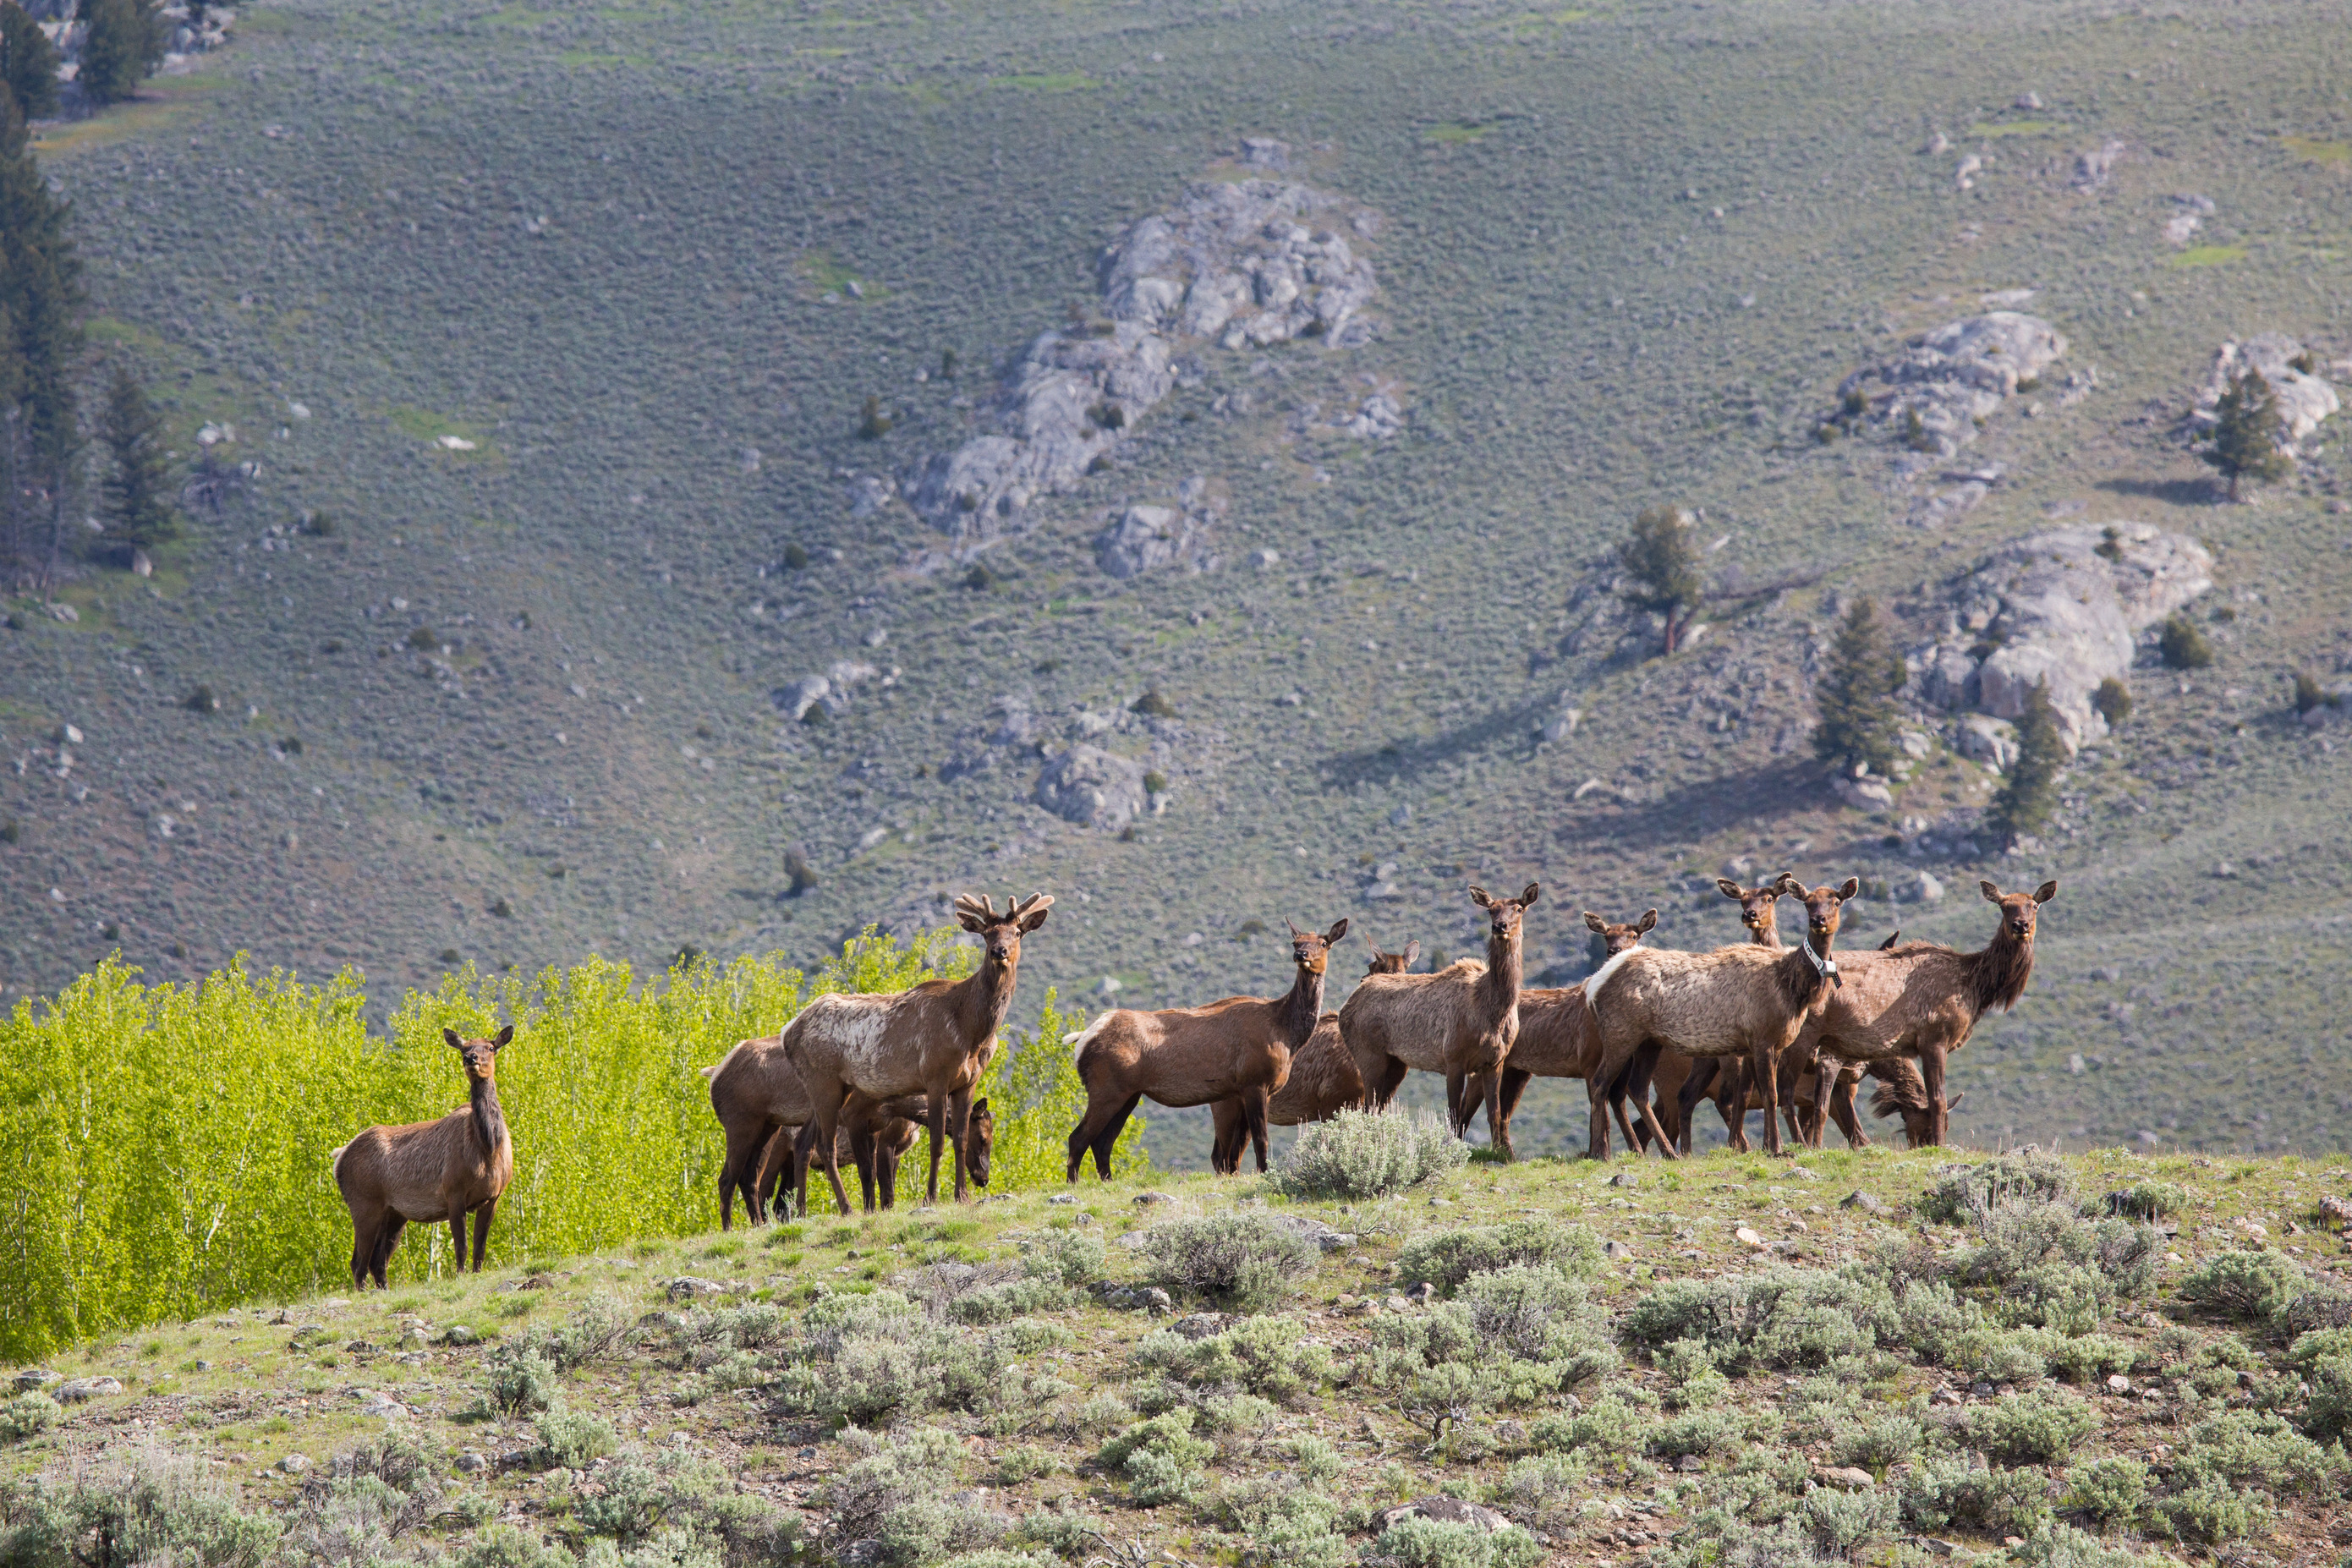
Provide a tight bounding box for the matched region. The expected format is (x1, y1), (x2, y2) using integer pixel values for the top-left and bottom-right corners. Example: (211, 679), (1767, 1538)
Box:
(1777, 879), (2054, 1146)
(1206, 936), (1415, 1175)
(782, 1091), (994, 1214)
(1458, 910), (1656, 1156)
(786, 891), (1050, 1213)
(333, 1026), (516, 1288)
(1583, 876), (1856, 1159)
(1067, 918), (1350, 1180)
(1867, 1057), (1965, 1148)
(1342, 884), (1539, 1159)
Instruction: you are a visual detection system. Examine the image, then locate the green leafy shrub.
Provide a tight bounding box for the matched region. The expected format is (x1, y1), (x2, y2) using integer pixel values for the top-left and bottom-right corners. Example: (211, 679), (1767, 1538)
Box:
(2144, 1478), (2267, 1544)
(460, 1522), (580, 1568)
(1141, 1214), (1318, 1312)
(1130, 1315), (1335, 1403)
(2043, 1334), (2134, 1385)
(1373, 1516), (1542, 1568)
(2007, 1523), (2171, 1568)
(1799, 1488), (1895, 1554)
(1267, 1109), (1467, 1199)
(2158, 613), (2214, 670)
(2066, 1456), (2150, 1526)
(1207, 1443), (1346, 1568)
(950, 1277), (1068, 1325)
(0, 1451), (281, 1568)
(2288, 1329), (2352, 1440)
(2179, 1249), (2309, 1330)
(1455, 1264), (1617, 1379)
(1532, 1392), (1650, 1456)
(535, 1403), (617, 1470)
(1095, 1411), (1214, 1505)
(1832, 1415), (1922, 1472)
(0, 1393), (58, 1444)
(2102, 1181), (2187, 1220)
(1497, 1452), (1588, 1530)
(1399, 1220), (1601, 1295)
(2164, 1407), (2341, 1499)
(1022, 1231), (1104, 1286)
(1898, 1456), (2053, 1536)
(1621, 1265), (1899, 1372)
(1918, 1151), (2075, 1223)
(820, 1428), (1006, 1568)
(1968, 1390), (2099, 1464)
(480, 1346), (562, 1415)
(1647, 1407), (1740, 1460)
(769, 1289), (1045, 1424)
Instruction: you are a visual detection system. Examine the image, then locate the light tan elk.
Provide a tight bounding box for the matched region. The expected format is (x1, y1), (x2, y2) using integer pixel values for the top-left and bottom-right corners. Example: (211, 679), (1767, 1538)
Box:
(1583, 876), (1856, 1159)
(333, 1026), (516, 1288)
(1206, 936), (1415, 1174)
(1463, 910), (1654, 1155)
(1776, 879), (2054, 1146)
(786, 891), (1050, 1212)
(1342, 884), (1539, 1159)
(1067, 918), (1350, 1180)
(782, 1091), (994, 1214)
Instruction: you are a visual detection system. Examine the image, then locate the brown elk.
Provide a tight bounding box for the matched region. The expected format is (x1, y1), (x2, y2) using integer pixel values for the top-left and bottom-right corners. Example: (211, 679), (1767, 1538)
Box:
(1066, 918), (1350, 1180)
(1583, 876), (1856, 1159)
(782, 1092), (994, 1214)
(1776, 879), (2054, 1146)
(1459, 910), (1655, 1155)
(1342, 884), (1539, 1159)
(785, 891), (1050, 1213)
(1206, 937), (1415, 1174)
(1866, 1057), (1966, 1148)
(332, 1026), (516, 1288)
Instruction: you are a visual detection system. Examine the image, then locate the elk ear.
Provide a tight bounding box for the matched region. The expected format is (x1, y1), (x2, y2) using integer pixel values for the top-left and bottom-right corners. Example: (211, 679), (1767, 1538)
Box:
(2031, 880), (2058, 905)
(1980, 879), (2004, 904)
(1519, 883), (1540, 907)
(493, 1024), (514, 1050)
(443, 1028), (464, 1050)
(1637, 910), (1658, 934)
(971, 1098), (990, 1118)
(1947, 1091), (1965, 1112)
(957, 913), (988, 934)
(1880, 931), (1900, 950)
(1401, 939), (1421, 967)
(1583, 912), (1608, 934)
(1467, 885), (1492, 907)
(1717, 878), (1743, 899)
(1018, 905), (1051, 933)
(1771, 873), (1803, 896)
(1836, 877), (1861, 900)
(1324, 918), (1349, 945)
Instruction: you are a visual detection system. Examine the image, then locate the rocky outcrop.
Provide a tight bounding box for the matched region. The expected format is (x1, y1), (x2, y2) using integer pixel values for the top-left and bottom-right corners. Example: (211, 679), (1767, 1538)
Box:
(1839, 313), (2068, 459)
(2189, 334), (2339, 445)
(1094, 476), (1222, 579)
(905, 153), (1381, 561)
(1034, 745), (1149, 832)
(1909, 523), (2213, 752)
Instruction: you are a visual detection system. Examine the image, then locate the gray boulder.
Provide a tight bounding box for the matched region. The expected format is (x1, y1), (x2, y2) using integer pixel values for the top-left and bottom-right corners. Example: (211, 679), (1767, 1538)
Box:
(2189, 333), (2338, 444)
(1094, 502), (1214, 579)
(1034, 745), (1149, 832)
(1839, 312), (2068, 458)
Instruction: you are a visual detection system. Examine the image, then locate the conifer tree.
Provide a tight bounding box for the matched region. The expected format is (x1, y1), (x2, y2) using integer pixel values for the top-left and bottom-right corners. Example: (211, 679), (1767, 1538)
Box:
(99, 362), (174, 551)
(77, 0), (165, 106)
(1989, 678), (2064, 844)
(1812, 597), (1906, 774)
(1618, 504), (1705, 654)
(2197, 369), (2294, 500)
(0, 92), (81, 576)
(0, 0), (60, 121)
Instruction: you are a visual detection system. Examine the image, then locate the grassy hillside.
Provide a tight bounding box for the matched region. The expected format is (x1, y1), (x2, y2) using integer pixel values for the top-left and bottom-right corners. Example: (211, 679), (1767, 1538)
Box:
(6, 1144), (2352, 1568)
(2, 0), (2349, 1166)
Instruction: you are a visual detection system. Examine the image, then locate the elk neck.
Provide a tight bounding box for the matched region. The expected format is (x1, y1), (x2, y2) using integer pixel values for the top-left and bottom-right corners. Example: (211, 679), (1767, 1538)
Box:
(1776, 929), (1838, 1011)
(469, 1068), (508, 1161)
(1477, 921), (1522, 1009)
(1966, 919), (2037, 1017)
(1277, 959), (1325, 1048)
(954, 948), (1021, 1044)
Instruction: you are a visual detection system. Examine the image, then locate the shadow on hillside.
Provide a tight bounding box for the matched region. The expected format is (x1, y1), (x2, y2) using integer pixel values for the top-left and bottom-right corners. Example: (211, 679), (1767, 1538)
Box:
(1316, 694), (1560, 787)
(2095, 476), (2221, 507)
(1553, 760), (1828, 849)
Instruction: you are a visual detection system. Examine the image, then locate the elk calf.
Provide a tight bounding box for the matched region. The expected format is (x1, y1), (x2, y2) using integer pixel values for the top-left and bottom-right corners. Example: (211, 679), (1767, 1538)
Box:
(1068, 919), (1349, 1179)
(1341, 884), (1539, 1159)
(333, 1027), (516, 1288)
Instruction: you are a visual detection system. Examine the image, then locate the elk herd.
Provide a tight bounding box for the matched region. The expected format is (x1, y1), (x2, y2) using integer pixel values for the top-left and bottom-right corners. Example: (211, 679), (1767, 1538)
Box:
(330, 873), (2056, 1279)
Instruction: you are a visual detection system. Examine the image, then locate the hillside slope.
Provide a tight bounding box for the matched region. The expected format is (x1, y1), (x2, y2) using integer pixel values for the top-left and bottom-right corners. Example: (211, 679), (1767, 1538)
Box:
(3, 0), (2349, 1163)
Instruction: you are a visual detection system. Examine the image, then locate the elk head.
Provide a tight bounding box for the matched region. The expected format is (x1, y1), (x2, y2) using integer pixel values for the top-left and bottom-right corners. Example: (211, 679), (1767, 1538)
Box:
(1285, 918), (1351, 976)
(1365, 937), (1420, 975)
(955, 891), (1055, 969)
(1582, 908), (1657, 956)
(1777, 874), (1859, 952)
(1716, 877), (1786, 941)
(1979, 879), (2057, 941)
(443, 1024), (513, 1082)
(1468, 883), (1541, 943)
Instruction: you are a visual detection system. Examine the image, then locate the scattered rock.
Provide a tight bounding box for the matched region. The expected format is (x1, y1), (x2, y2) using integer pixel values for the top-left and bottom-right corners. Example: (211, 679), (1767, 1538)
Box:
(12, 1369), (59, 1391)
(2106, 1374), (2132, 1395)
(1133, 1191), (1172, 1205)
(455, 1450), (490, 1475)
(52, 1376), (121, 1403)
(666, 1276), (729, 1302)
(1841, 1191), (1895, 1217)
(1833, 772), (1896, 811)
(1818, 1466), (1877, 1490)
(1094, 496), (1218, 579)
(1338, 392), (1404, 440)
(1954, 713), (2020, 771)
(441, 1325), (479, 1346)
(277, 1454), (312, 1474)
(1734, 1226), (1766, 1248)
(1378, 1499), (1512, 1534)
(2071, 139), (2127, 190)
(1603, 1241), (1633, 1260)
(1785, 1165), (1819, 1181)
(1171, 1313), (1232, 1340)
(1902, 871), (1946, 904)
(1140, 1287), (1173, 1313)
(1608, 1172), (1640, 1188)
(1838, 314), (2068, 459)
(1033, 744), (1149, 832)
(1404, 1281), (1437, 1303)
(2189, 334), (2339, 445)
(344, 1340), (378, 1354)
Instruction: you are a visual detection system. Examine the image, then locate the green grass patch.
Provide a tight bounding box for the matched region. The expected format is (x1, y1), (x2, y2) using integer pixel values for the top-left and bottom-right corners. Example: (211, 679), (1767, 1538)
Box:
(990, 73), (1099, 93)
(2282, 134), (2351, 166)
(386, 406), (491, 450)
(1425, 121), (1495, 145)
(1968, 119), (2067, 138)
(2165, 244), (2248, 269)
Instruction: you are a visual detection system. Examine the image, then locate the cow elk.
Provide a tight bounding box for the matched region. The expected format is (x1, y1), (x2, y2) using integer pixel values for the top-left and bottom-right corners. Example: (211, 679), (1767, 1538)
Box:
(1207, 936), (1414, 1174)
(1067, 918), (1350, 1180)
(333, 1026), (516, 1288)
(1342, 884), (1539, 1159)
(784, 891), (1050, 1214)
(1461, 910), (1654, 1155)
(1583, 875), (1855, 1158)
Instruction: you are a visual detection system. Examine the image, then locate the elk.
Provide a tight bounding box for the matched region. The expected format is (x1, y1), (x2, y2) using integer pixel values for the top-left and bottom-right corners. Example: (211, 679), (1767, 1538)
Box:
(1583, 876), (1855, 1159)
(782, 1092), (994, 1214)
(1866, 1057), (1966, 1148)
(1459, 910), (1655, 1156)
(1066, 918), (1350, 1180)
(1206, 937), (1414, 1174)
(332, 1026), (516, 1288)
(1776, 879), (2054, 1146)
(1342, 884), (1539, 1159)
(785, 891), (1050, 1213)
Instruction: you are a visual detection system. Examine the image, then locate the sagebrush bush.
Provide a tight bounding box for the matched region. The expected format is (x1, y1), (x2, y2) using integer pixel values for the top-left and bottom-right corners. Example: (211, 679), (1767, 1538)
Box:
(2008, 1523), (2171, 1568)
(1832, 1415), (1922, 1472)
(1130, 1315), (1335, 1402)
(1373, 1516), (1542, 1568)
(2287, 1328), (2352, 1440)
(1918, 1151), (2075, 1223)
(1454, 1264), (1615, 1376)
(1945, 1201), (2158, 1330)
(0, 1393), (58, 1444)
(1095, 1411), (1214, 1505)
(2144, 1478), (2267, 1545)
(1799, 1487), (1895, 1554)
(1899, 1456), (2053, 1536)
(0, 1450), (281, 1568)
(2179, 1249), (2309, 1330)
(2043, 1334), (2134, 1385)
(1497, 1452), (1587, 1529)
(1142, 1213), (1318, 1312)
(2102, 1181), (2189, 1220)
(2165, 1408), (2341, 1498)
(1022, 1231), (1104, 1286)
(950, 1276), (1068, 1325)
(535, 1403), (617, 1470)
(480, 1346), (562, 1415)
(1265, 1109), (1467, 1199)
(1208, 1466), (1347, 1568)
(771, 1288), (1050, 1424)
(1398, 1220), (1600, 1294)
(1968, 1390), (2100, 1464)
(1622, 1265), (1899, 1372)
(461, 1522), (579, 1568)
(2066, 1456), (2150, 1526)
(822, 1428), (1005, 1568)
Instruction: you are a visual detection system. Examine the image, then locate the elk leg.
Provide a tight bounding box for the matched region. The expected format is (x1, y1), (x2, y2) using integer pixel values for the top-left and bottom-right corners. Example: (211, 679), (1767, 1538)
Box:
(1484, 1065), (1511, 1163)
(1828, 1072), (1868, 1149)
(1094, 1093), (1143, 1179)
(1623, 1042), (1676, 1160)
(1606, 1062), (1644, 1154)
(348, 1209), (377, 1291)
(1241, 1084), (1272, 1174)
(808, 1078), (857, 1217)
(1373, 1056), (1408, 1112)
(1583, 1043), (1627, 1161)
(852, 1124), (879, 1212)
(1754, 1044), (1784, 1156)
(754, 1121), (802, 1220)
(1209, 1099), (1245, 1176)
(1919, 1044), (1951, 1146)
(1499, 1066), (1534, 1128)
(470, 1199), (497, 1273)
(787, 1119), (825, 1219)
(1444, 1067), (1472, 1138)
(447, 1209), (468, 1275)
(878, 1139), (900, 1209)
(947, 1088), (973, 1203)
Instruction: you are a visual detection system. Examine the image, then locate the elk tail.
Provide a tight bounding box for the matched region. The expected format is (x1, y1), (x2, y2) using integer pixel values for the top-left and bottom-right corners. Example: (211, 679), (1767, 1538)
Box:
(1584, 946), (1640, 1008)
(1068, 1011), (1118, 1076)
